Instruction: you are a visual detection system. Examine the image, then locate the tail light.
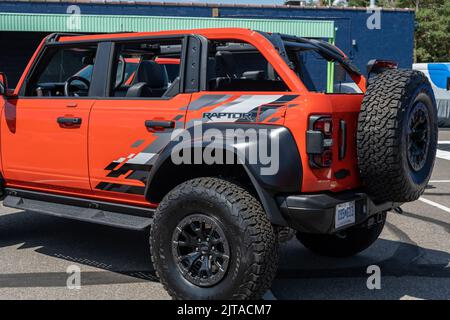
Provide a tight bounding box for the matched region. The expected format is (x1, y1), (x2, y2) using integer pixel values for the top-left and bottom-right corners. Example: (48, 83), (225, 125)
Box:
(313, 117), (332, 136)
(306, 115), (333, 168)
(366, 59), (398, 78)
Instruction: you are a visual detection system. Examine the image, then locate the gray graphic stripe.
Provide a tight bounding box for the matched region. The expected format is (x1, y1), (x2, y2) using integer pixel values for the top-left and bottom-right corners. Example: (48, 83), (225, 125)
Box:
(271, 95), (299, 104)
(259, 108), (279, 121)
(206, 95), (283, 123)
(131, 140), (144, 148)
(126, 152), (157, 165)
(188, 94), (232, 110)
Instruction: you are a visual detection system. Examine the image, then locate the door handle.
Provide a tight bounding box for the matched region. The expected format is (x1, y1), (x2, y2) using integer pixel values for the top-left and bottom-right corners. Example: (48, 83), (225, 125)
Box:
(57, 117), (82, 126)
(145, 120), (175, 130)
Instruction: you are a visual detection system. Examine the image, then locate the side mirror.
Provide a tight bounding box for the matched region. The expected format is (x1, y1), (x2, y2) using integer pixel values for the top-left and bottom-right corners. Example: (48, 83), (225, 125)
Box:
(0, 72), (8, 96)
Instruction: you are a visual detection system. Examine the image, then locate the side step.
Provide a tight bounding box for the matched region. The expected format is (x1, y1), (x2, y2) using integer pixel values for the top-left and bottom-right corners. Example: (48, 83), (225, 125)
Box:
(3, 195), (153, 231)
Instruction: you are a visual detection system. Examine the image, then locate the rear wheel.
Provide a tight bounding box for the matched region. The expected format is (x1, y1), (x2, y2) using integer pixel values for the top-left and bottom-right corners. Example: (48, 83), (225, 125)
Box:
(296, 213), (386, 257)
(150, 177), (278, 300)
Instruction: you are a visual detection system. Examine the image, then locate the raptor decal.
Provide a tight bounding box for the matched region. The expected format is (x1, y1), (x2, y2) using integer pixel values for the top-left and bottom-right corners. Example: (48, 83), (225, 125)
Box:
(95, 94), (299, 194)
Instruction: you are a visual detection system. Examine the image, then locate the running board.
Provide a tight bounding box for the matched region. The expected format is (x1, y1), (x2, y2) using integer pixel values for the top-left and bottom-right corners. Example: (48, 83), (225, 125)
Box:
(3, 195), (153, 231)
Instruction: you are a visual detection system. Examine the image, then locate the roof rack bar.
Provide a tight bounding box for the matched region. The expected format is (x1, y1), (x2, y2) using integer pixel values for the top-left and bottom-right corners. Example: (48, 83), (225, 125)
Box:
(46, 32), (90, 43)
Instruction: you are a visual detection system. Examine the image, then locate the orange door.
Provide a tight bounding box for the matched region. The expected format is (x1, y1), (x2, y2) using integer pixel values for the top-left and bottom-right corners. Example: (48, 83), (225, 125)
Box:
(88, 94), (191, 206)
(1, 98), (93, 193)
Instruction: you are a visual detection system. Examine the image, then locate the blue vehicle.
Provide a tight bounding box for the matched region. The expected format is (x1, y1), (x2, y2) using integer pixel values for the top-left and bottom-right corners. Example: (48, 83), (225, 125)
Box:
(414, 63), (450, 127)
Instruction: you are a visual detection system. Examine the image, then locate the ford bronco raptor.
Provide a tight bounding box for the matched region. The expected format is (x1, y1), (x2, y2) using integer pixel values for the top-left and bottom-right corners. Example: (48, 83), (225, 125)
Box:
(0, 28), (437, 299)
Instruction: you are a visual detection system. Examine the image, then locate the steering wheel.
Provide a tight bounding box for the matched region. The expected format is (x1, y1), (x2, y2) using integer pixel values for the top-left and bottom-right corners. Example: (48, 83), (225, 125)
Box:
(64, 76), (90, 97)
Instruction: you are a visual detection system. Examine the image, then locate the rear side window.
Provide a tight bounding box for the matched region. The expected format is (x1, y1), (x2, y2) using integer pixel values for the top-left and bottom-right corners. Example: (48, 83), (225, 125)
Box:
(292, 50), (362, 94)
(206, 41), (289, 92)
(24, 45), (98, 97)
(109, 39), (182, 99)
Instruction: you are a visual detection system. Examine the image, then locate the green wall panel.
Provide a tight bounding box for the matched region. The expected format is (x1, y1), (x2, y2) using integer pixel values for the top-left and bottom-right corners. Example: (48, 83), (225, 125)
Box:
(0, 12), (335, 39)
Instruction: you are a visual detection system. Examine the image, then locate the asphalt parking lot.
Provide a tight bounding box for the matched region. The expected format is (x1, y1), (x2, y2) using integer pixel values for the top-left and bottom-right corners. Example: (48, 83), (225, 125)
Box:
(0, 131), (449, 300)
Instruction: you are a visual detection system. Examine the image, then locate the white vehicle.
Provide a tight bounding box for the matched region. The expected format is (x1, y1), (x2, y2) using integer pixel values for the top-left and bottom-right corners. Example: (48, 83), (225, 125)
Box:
(413, 63), (450, 127)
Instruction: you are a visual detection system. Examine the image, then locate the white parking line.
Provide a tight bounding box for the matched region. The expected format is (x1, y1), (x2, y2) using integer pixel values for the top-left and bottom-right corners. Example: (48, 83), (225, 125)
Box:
(419, 197), (450, 214)
(437, 141), (450, 160)
(429, 180), (450, 183)
(436, 149), (450, 161)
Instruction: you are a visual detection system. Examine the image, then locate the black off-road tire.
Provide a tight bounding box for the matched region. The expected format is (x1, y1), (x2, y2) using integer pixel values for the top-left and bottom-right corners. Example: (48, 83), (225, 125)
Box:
(296, 213), (386, 257)
(150, 177), (278, 300)
(357, 69), (438, 203)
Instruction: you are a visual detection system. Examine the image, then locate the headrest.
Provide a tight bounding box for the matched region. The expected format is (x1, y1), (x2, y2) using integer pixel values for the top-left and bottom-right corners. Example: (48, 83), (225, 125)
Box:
(241, 70), (265, 80)
(82, 56), (94, 65)
(135, 60), (168, 88)
(215, 51), (237, 78)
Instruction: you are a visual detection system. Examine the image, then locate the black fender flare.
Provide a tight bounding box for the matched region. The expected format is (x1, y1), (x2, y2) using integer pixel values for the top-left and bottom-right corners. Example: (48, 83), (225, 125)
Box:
(145, 123), (302, 226)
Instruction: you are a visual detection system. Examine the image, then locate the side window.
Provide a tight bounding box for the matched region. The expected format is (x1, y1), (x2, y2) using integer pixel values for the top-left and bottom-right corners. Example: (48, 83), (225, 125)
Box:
(294, 50), (327, 92)
(206, 41), (289, 92)
(293, 50), (362, 94)
(24, 45), (98, 97)
(110, 39), (182, 98)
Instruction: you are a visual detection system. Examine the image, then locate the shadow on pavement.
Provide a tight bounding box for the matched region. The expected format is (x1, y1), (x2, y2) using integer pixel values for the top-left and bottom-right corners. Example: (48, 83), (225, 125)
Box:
(0, 210), (449, 299)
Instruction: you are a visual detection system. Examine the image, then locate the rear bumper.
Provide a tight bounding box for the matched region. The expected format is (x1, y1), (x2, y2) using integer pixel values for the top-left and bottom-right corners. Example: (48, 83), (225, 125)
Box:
(278, 191), (399, 234)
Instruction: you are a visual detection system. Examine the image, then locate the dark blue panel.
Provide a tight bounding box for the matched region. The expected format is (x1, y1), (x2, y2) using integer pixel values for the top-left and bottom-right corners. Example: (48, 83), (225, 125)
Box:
(0, 2), (415, 78)
(0, 31), (49, 87)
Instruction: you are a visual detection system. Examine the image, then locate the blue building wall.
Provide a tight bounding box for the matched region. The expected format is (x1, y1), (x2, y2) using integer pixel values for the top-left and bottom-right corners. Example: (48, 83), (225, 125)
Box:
(0, 1), (415, 86)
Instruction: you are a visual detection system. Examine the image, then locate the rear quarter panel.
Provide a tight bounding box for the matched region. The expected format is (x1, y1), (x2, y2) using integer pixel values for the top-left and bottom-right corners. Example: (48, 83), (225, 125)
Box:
(284, 92), (363, 193)
(0, 96), (4, 177)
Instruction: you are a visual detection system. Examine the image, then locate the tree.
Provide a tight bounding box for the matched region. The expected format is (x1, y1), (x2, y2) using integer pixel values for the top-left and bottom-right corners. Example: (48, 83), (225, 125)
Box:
(347, 0), (368, 6)
(415, 2), (450, 62)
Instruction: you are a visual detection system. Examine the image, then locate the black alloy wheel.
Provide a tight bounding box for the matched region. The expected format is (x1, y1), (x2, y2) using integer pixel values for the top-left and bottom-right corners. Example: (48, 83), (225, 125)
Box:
(171, 213), (230, 287)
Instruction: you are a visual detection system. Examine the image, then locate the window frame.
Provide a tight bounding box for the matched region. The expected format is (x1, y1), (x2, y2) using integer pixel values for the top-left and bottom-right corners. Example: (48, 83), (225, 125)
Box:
(18, 41), (102, 99)
(18, 33), (208, 100)
(204, 39), (291, 93)
(101, 34), (207, 101)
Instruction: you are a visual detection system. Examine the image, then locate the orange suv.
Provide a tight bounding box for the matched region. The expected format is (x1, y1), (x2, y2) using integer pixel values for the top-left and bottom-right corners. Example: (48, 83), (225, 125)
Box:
(0, 28), (437, 299)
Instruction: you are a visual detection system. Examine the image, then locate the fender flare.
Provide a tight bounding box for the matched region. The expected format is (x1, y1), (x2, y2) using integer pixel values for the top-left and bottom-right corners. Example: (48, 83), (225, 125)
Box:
(145, 123), (302, 226)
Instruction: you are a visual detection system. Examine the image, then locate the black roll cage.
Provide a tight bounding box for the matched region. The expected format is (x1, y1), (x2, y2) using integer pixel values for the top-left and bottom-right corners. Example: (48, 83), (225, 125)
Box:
(261, 32), (361, 76)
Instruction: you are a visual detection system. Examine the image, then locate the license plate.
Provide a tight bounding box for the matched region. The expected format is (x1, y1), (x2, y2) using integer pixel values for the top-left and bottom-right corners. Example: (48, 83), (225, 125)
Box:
(335, 201), (356, 229)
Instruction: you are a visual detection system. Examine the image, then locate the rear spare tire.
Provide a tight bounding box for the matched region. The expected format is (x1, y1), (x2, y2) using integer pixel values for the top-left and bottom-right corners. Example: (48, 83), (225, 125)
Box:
(357, 69), (438, 203)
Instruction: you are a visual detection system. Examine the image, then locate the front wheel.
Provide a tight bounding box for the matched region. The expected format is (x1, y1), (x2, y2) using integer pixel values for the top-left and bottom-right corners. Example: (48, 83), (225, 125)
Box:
(150, 177), (278, 300)
(296, 213), (386, 257)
